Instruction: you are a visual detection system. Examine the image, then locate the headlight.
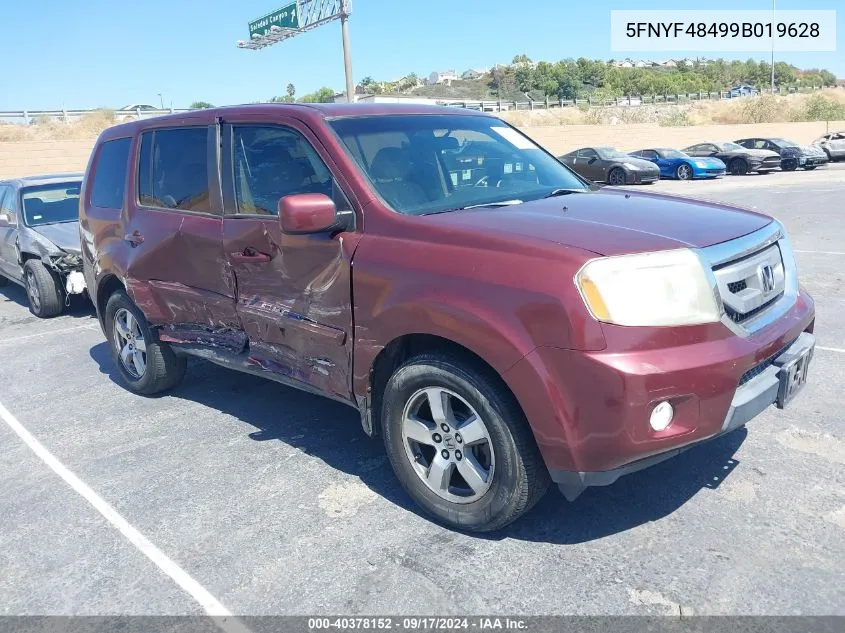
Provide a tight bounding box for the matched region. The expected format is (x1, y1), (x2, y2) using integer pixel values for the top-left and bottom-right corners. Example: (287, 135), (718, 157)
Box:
(622, 162), (640, 170)
(694, 159), (708, 167)
(575, 249), (721, 326)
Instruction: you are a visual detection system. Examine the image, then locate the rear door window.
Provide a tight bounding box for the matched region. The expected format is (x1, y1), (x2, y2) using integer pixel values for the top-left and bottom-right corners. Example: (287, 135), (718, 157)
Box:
(138, 127), (211, 212)
(91, 138), (131, 209)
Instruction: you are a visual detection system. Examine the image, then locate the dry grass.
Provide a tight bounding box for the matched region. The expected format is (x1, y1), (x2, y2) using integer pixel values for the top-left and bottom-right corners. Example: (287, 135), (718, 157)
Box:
(0, 109), (120, 142)
(1, 90), (843, 143)
(500, 88), (845, 127)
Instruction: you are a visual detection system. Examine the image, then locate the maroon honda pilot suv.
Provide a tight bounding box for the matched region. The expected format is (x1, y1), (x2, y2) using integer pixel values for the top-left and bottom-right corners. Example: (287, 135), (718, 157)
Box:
(79, 104), (815, 531)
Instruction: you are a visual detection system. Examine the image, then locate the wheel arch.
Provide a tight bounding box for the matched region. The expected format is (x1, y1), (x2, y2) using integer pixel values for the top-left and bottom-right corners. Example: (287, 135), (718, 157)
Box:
(95, 274), (126, 327)
(363, 333), (527, 441)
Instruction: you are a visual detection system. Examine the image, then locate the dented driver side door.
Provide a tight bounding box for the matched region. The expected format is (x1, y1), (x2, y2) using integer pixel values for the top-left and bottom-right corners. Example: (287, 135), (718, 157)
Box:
(220, 118), (360, 403)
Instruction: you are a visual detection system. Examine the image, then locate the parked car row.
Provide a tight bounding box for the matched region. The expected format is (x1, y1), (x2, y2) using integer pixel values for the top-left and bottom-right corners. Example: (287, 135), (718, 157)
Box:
(560, 134), (836, 184)
(0, 105), (821, 533)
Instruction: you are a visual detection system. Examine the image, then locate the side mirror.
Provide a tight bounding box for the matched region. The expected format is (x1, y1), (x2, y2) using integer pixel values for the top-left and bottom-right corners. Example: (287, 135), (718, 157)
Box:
(587, 157), (597, 164)
(278, 193), (340, 235)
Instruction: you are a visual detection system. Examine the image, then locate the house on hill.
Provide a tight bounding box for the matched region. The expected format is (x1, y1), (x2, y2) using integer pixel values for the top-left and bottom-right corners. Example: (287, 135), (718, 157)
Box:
(461, 68), (489, 80)
(428, 70), (459, 85)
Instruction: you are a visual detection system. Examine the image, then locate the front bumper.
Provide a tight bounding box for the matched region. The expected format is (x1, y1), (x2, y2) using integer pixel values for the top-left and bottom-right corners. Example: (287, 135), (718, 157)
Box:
(798, 155), (828, 166)
(693, 166), (726, 178)
(753, 158), (783, 172)
(629, 170), (660, 184)
(548, 332), (815, 499)
(503, 290), (815, 498)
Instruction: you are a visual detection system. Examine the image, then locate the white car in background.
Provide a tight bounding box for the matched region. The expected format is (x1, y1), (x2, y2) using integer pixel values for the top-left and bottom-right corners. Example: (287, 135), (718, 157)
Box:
(813, 131), (845, 162)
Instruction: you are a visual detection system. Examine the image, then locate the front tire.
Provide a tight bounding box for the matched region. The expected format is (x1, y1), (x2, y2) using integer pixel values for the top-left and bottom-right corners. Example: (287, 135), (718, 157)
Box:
(675, 163), (693, 181)
(24, 260), (63, 318)
(803, 165), (818, 170)
(105, 290), (186, 395)
(381, 353), (549, 532)
(607, 167), (626, 186)
(782, 159), (798, 171)
(729, 158), (749, 176)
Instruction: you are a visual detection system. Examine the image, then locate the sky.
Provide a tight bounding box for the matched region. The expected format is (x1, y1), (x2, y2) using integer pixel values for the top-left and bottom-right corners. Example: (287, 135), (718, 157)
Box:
(2, 0), (842, 110)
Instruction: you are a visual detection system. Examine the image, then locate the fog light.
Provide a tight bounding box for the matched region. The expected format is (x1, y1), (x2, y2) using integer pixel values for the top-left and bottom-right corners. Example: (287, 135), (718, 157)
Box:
(649, 401), (674, 431)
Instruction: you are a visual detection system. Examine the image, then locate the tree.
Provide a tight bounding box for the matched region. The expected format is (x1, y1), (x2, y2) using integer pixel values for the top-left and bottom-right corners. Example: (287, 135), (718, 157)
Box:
(189, 101), (214, 109)
(300, 87), (336, 103)
(286, 83), (296, 100)
(512, 54), (533, 66)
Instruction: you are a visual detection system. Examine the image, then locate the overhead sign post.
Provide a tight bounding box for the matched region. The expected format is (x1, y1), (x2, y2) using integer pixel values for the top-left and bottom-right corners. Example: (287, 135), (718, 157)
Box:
(238, 0), (355, 104)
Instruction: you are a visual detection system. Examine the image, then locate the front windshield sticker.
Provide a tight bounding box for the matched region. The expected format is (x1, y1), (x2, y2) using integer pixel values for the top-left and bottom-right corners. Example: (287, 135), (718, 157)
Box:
(490, 126), (535, 150)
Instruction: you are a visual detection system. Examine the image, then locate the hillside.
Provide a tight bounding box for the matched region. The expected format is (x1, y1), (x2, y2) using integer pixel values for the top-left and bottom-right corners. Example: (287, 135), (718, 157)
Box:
(375, 56), (838, 103)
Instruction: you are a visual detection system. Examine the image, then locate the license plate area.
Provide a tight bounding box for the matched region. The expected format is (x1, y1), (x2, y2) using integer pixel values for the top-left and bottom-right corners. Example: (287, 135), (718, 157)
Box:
(775, 346), (813, 408)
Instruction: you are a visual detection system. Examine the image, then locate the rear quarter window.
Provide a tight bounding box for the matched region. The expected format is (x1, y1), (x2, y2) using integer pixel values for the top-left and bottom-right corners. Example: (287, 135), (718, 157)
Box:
(91, 138), (131, 208)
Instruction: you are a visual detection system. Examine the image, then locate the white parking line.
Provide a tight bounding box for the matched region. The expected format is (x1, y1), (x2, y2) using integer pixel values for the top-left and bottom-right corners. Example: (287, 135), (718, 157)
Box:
(817, 346), (845, 354)
(0, 323), (99, 346)
(794, 250), (845, 256)
(0, 399), (251, 632)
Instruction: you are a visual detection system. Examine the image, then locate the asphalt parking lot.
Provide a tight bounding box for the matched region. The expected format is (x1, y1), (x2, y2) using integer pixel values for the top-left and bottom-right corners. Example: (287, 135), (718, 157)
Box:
(0, 165), (843, 617)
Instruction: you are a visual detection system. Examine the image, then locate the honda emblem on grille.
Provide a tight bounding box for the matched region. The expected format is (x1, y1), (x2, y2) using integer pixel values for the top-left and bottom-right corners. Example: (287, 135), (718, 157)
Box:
(759, 264), (776, 294)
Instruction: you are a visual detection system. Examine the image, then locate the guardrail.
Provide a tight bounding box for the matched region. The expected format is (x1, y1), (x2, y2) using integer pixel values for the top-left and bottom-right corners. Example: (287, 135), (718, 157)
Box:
(0, 86), (830, 123)
(435, 86), (828, 112)
(0, 107), (193, 125)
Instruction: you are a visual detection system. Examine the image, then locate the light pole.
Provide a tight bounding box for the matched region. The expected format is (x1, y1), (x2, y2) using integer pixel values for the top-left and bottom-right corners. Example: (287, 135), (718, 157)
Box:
(157, 93), (164, 110)
(340, 0), (354, 103)
(771, 0), (776, 93)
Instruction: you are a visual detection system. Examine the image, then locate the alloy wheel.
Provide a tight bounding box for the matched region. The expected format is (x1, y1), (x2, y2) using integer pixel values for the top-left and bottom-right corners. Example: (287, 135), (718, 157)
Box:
(113, 308), (147, 379)
(608, 169), (625, 186)
(401, 387), (496, 504)
(25, 270), (41, 312)
(677, 164), (692, 180)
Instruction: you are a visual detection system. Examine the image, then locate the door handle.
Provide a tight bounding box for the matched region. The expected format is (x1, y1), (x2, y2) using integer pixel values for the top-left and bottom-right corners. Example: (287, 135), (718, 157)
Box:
(124, 231), (144, 247)
(229, 249), (271, 263)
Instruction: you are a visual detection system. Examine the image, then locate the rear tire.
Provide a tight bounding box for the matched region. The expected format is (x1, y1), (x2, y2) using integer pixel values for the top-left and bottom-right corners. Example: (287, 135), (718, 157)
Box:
(104, 290), (186, 395)
(607, 168), (626, 186)
(729, 158), (749, 176)
(381, 352), (550, 532)
(24, 259), (63, 318)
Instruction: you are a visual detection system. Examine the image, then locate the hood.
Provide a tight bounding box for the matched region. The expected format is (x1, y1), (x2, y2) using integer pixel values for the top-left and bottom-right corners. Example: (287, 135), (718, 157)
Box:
(621, 156), (660, 171)
(425, 189), (772, 256)
(28, 222), (82, 254)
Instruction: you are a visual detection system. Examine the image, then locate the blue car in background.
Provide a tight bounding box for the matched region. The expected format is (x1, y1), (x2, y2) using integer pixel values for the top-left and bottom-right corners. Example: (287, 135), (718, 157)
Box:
(628, 147), (726, 180)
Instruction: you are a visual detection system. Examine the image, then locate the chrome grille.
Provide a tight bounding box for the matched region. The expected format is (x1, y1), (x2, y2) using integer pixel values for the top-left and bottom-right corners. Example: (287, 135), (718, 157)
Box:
(725, 294), (783, 323)
(712, 243), (785, 325)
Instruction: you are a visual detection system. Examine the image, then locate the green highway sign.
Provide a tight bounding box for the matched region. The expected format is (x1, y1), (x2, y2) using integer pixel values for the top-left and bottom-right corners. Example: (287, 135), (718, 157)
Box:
(248, 2), (300, 38)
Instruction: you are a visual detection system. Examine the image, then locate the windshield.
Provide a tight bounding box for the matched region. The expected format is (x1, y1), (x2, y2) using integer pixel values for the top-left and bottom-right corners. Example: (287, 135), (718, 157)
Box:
(661, 149), (687, 159)
(772, 138), (798, 148)
(717, 142), (745, 152)
(21, 182), (81, 226)
(330, 115), (588, 215)
(595, 147), (630, 160)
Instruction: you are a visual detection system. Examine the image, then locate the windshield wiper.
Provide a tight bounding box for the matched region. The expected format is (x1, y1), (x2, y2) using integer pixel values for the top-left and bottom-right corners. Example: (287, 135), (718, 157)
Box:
(459, 199), (524, 210)
(544, 188), (587, 198)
